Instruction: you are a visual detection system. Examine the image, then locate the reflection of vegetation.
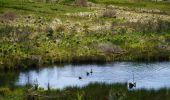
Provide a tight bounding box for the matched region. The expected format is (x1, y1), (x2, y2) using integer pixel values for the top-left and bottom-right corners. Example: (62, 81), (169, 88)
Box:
(0, 83), (170, 100)
(0, 71), (19, 88)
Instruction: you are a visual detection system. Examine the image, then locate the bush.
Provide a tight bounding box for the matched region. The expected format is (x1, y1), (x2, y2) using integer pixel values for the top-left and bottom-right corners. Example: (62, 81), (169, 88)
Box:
(2, 11), (16, 21)
(111, 18), (170, 34)
(103, 9), (116, 18)
(55, 25), (65, 32)
(75, 0), (88, 7)
(129, 18), (170, 33)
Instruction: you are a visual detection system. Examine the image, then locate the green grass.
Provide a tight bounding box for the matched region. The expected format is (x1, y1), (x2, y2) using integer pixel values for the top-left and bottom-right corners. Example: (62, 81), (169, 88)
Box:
(1, 0), (170, 13)
(0, 0), (90, 17)
(89, 0), (170, 12)
(1, 24), (170, 69)
(0, 1), (170, 99)
(0, 83), (170, 100)
(0, 0), (170, 70)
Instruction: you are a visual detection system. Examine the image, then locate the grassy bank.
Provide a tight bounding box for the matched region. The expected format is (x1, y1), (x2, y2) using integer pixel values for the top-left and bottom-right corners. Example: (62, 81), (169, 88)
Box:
(0, 0), (170, 70)
(0, 83), (170, 100)
(90, 0), (170, 12)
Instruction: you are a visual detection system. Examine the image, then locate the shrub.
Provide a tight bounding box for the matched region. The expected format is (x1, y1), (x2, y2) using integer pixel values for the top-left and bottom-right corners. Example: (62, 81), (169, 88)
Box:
(75, 0), (88, 7)
(97, 42), (122, 55)
(2, 11), (16, 21)
(103, 9), (116, 18)
(129, 18), (170, 33)
(112, 18), (170, 34)
(55, 25), (65, 32)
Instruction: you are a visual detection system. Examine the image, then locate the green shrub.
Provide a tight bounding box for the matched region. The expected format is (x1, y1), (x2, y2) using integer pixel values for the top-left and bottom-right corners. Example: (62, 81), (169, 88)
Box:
(2, 11), (16, 21)
(103, 9), (116, 18)
(75, 0), (88, 7)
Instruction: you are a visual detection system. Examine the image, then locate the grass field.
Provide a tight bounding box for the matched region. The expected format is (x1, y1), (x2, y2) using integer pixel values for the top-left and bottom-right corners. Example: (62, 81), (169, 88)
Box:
(90, 0), (170, 11)
(0, 0), (170, 70)
(0, 0), (170, 99)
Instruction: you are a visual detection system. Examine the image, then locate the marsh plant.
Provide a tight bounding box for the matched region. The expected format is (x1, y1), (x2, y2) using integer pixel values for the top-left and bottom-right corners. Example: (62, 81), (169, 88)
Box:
(103, 9), (116, 18)
(129, 18), (170, 33)
(1, 11), (16, 21)
(75, 0), (88, 7)
(0, 0), (170, 70)
(1, 83), (170, 100)
(111, 17), (170, 34)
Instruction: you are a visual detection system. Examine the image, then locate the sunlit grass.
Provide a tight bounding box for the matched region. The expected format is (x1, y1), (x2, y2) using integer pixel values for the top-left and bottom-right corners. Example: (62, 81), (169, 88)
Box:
(0, 83), (170, 100)
(0, 0), (170, 70)
(89, 0), (170, 13)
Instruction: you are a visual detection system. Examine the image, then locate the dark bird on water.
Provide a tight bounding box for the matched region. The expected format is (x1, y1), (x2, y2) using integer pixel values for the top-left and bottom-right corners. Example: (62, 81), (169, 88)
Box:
(78, 76), (82, 80)
(128, 73), (136, 89)
(90, 69), (93, 74)
(128, 82), (136, 89)
(86, 72), (89, 76)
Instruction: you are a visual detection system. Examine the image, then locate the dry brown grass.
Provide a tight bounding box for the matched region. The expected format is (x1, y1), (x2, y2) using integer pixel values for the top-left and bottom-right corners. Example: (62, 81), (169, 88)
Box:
(2, 11), (16, 21)
(75, 0), (88, 7)
(103, 9), (116, 18)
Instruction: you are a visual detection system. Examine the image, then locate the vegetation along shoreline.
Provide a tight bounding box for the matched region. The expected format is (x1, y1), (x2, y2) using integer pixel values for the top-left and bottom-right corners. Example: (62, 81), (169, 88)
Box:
(0, 0), (170, 70)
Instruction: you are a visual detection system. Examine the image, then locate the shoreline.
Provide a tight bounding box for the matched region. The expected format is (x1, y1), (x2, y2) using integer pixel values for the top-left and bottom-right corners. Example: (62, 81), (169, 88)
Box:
(1, 54), (170, 70)
(0, 0), (170, 70)
(1, 83), (170, 100)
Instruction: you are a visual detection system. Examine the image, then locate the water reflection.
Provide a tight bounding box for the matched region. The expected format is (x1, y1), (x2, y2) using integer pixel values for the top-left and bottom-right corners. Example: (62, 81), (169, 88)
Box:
(0, 71), (19, 87)
(1, 62), (170, 89)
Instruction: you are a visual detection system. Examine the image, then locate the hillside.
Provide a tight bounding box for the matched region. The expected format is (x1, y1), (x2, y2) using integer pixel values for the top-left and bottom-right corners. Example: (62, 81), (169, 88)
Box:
(0, 0), (170, 70)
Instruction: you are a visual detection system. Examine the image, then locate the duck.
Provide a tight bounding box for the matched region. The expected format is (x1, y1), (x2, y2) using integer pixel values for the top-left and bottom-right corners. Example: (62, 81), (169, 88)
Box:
(90, 69), (93, 74)
(78, 76), (82, 80)
(86, 72), (90, 76)
(128, 82), (136, 89)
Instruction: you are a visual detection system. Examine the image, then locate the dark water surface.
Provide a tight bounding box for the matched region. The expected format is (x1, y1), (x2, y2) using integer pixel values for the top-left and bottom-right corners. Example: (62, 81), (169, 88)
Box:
(1, 62), (170, 89)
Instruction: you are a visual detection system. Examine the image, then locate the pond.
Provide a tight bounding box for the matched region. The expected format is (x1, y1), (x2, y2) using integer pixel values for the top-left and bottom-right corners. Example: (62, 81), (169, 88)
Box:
(1, 62), (170, 90)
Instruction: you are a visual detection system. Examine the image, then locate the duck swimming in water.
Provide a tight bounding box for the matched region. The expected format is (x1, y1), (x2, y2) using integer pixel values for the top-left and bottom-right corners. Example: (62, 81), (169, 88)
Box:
(128, 82), (136, 89)
(86, 72), (90, 76)
(90, 69), (93, 74)
(78, 76), (82, 80)
(128, 73), (136, 89)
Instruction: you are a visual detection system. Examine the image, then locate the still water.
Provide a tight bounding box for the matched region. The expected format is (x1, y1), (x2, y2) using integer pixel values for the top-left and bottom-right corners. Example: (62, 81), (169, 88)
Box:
(1, 62), (170, 89)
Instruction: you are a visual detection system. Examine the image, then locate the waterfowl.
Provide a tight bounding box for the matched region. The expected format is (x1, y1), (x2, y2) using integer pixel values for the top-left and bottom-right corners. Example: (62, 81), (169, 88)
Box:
(90, 69), (93, 74)
(47, 82), (50, 91)
(128, 73), (136, 89)
(78, 76), (82, 80)
(128, 82), (136, 89)
(86, 72), (89, 76)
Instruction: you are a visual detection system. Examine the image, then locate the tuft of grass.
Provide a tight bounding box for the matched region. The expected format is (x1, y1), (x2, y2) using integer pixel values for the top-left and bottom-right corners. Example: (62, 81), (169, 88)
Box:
(103, 9), (116, 18)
